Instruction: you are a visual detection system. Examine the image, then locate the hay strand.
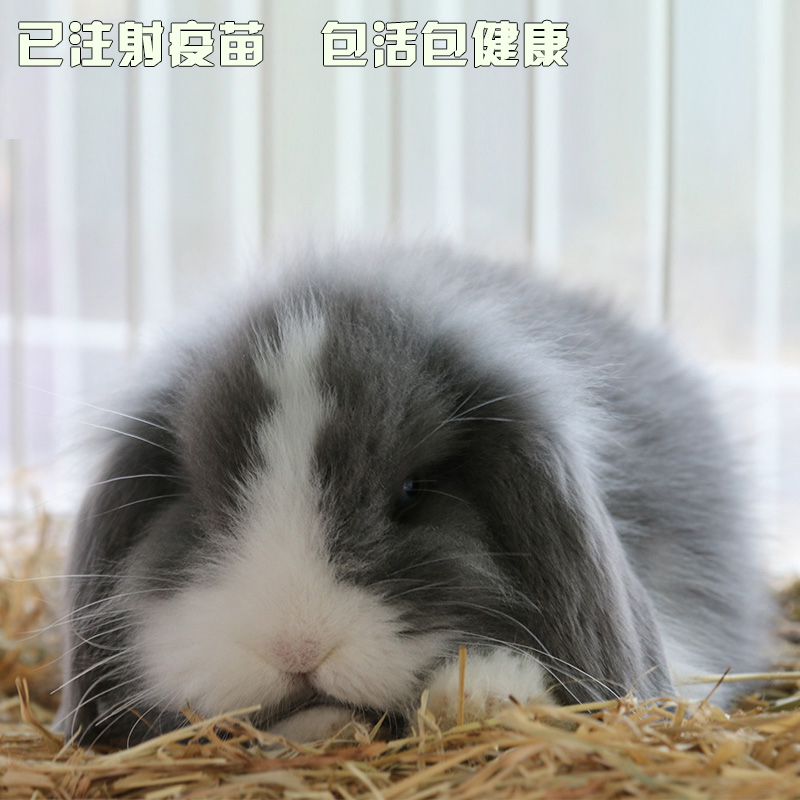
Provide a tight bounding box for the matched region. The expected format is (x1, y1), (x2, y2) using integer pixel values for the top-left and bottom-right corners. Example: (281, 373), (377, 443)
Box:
(456, 646), (466, 728)
(3, 524), (800, 798)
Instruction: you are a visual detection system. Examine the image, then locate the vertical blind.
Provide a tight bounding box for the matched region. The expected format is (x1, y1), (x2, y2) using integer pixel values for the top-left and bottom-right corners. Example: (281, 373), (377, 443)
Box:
(1, 0), (798, 572)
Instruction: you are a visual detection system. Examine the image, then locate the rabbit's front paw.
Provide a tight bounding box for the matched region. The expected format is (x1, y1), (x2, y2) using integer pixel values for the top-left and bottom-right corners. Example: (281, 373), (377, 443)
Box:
(425, 649), (552, 728)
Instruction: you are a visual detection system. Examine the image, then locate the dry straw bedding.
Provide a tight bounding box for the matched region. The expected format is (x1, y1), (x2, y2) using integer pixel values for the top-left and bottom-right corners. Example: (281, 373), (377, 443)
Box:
(2, 516), (800, 799)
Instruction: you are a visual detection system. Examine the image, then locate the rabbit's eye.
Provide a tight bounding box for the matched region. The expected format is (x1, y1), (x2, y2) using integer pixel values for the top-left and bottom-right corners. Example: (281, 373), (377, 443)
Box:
(394, 474), (422, 514)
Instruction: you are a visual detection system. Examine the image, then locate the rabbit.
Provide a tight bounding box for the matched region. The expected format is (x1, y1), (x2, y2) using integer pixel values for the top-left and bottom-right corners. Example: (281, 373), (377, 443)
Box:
(55, 245), (772, 747)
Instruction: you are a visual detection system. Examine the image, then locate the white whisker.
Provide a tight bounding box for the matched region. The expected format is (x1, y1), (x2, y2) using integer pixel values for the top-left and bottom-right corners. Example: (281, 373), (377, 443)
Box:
(76, 420), (173, 452)
(52, 649), (133, 694)
(60, 671), (141, 729)
(78, 493), (185, 522)
(417, 488), (471, 507)
(19, 384), (173, 433)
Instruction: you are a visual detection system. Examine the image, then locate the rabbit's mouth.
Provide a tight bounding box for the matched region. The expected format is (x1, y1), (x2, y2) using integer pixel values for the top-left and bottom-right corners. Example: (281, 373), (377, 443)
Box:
(251, 688), (345, 728)
(251, 690), (406, 741)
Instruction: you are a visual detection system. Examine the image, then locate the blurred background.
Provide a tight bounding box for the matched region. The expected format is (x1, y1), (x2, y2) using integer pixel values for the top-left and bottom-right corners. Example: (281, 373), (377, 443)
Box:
(0, 0), (798, 574)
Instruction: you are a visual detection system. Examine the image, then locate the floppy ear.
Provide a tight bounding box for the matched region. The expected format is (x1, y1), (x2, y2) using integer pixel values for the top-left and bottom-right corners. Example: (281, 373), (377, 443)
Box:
(57, 403), (181, 743)
(471, 423), (674, 703)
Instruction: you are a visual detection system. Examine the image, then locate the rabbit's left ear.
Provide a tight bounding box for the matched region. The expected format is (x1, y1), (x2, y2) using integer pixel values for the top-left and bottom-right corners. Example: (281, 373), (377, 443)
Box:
(471, 426), (674, 704)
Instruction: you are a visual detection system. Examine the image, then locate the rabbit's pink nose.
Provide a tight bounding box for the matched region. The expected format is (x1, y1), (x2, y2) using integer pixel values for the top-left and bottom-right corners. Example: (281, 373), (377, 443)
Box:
(271, 636), (328, 674)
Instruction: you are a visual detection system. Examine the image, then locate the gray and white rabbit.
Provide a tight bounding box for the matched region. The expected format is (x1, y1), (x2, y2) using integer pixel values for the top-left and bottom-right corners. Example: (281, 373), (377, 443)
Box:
(56, 245), (771, 747)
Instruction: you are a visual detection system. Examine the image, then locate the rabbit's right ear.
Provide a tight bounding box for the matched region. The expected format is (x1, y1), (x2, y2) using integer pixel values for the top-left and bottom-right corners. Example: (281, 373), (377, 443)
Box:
(66, 403), (181, 583)
(470, 425), (674, 703)
(58, 400), (182, 741)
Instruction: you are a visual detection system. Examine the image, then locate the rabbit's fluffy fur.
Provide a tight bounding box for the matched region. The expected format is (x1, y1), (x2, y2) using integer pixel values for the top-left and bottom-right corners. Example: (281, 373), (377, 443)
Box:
(57, 246), (771, 747)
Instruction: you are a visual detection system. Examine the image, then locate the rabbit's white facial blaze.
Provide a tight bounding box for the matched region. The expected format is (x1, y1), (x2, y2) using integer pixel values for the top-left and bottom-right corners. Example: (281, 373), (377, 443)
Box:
(133, 311), (444, 727)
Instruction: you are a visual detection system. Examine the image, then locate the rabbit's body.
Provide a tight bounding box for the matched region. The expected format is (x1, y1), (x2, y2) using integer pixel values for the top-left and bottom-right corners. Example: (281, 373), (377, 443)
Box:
(57, 247), (770, 746)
